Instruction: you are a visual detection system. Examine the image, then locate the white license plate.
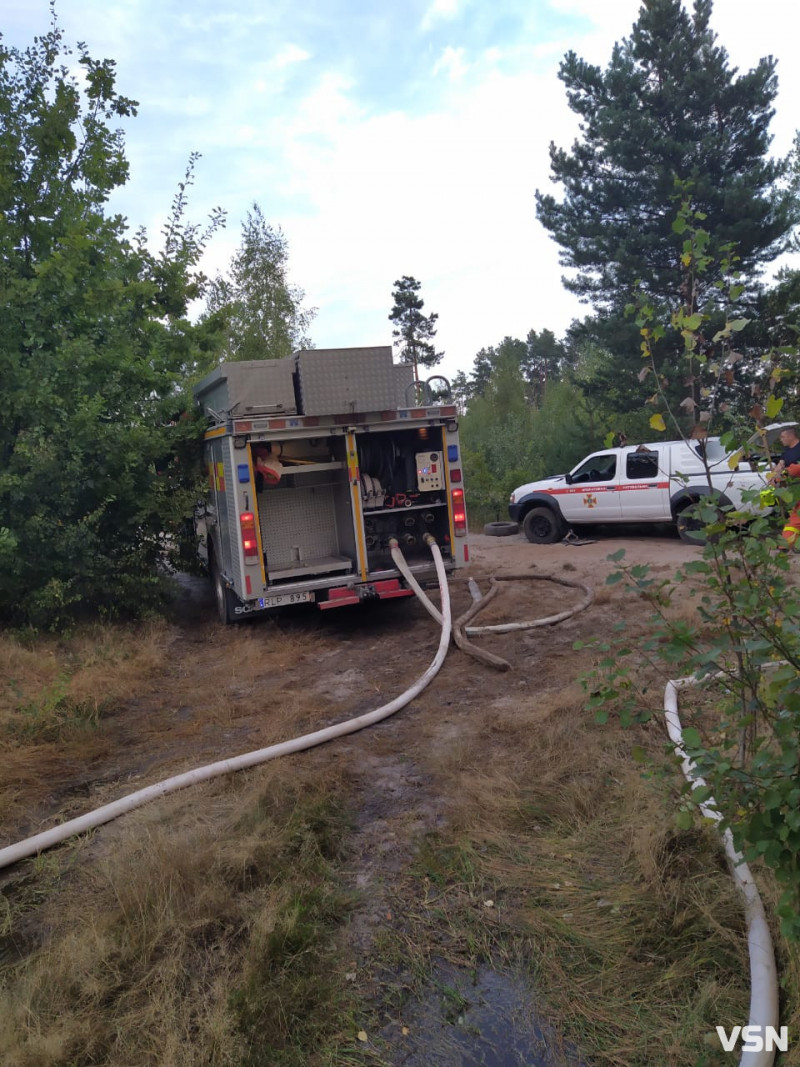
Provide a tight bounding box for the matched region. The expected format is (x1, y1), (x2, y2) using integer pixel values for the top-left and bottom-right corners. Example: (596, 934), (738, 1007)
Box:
(259, 591), (313, 609)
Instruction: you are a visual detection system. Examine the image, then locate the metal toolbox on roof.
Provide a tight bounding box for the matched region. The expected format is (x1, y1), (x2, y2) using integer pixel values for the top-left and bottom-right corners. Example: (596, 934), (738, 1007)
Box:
(295, 346), (397, 415)
(194, 358), (297, 417)
(393, 362), (416, 407)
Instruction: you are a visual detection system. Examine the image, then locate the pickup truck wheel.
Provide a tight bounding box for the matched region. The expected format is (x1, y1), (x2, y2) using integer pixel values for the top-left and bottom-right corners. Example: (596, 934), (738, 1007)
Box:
(522, 507), (564, 545)
(676, 504), (708, 545)
(484, 521), (519, 537)
(211, 555), (238, 624)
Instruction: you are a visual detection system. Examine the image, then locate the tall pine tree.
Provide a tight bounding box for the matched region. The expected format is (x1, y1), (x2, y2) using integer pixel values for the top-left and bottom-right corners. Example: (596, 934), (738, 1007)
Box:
(536, 0), (799, 412)
(388, 275), (442, 379)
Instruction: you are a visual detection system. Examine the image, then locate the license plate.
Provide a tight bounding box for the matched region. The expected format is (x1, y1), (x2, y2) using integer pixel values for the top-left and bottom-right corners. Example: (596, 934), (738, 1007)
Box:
(259, 591), (313, 609)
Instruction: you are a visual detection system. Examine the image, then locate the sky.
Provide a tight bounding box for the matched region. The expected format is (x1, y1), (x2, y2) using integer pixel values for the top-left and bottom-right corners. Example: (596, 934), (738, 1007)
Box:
(4, 0), (800, 382)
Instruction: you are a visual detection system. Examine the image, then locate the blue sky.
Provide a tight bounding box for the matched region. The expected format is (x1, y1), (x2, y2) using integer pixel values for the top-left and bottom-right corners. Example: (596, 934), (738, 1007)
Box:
(4, 0), (800, 381)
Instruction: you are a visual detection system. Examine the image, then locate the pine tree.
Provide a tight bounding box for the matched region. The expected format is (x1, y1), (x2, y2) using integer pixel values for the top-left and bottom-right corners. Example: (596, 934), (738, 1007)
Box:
(388, 276), (442, 379)
(537, 0), (797, 311)
(536, 0), (799, 412)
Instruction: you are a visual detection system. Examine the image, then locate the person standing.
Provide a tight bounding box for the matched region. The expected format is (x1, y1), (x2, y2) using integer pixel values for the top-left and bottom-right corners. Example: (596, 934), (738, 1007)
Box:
(768, 425), (800, 547)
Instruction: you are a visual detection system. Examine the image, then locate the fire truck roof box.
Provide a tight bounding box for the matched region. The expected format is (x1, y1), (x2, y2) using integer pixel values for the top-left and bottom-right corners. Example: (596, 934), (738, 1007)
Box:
(295, 346), (400, 415)
(194, 358), (297, 418)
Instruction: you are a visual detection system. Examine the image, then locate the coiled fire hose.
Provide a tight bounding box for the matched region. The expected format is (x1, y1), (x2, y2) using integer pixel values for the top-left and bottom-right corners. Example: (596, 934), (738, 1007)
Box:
(390, 538), (594, 670)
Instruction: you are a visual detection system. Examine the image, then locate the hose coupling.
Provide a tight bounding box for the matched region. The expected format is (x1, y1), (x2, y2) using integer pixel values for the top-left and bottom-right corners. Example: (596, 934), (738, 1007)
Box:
(423, 532), (437, 546)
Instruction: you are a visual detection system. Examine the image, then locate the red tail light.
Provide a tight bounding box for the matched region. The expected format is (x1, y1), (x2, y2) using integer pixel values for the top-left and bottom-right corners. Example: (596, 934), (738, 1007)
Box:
(240, 512), (259, 561)
(451, 488), (467, 536)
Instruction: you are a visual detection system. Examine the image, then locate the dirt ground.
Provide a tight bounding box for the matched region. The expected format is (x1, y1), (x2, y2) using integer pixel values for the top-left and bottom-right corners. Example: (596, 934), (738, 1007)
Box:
(2, 524), (708, 1064)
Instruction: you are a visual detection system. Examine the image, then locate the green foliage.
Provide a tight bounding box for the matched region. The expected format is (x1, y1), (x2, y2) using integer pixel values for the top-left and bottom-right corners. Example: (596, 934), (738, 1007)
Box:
(388, 275), (442, 376)
(0, 14), (224, 628)
(584, 522), (800, 940)
(461, 365), (597, 522)
(457, 332), (606, 522)
(583, 210), (800, 939)
(204, 202), (316, 362)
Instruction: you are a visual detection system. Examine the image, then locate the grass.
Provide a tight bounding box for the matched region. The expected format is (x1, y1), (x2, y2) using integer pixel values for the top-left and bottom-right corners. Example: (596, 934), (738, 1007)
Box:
(0, 764), (357, 1066)
(1, 570), (799, 1066)
(353, 677), (800, 1066)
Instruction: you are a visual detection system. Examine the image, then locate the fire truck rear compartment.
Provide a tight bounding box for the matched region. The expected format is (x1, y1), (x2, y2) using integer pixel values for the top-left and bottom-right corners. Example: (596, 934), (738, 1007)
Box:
(255, 437), (355, 583)
(253, 428), (452, 585)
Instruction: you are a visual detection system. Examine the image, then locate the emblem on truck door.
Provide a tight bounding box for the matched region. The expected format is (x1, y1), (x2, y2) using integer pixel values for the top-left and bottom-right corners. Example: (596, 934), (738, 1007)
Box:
(583, 494), (598, 509)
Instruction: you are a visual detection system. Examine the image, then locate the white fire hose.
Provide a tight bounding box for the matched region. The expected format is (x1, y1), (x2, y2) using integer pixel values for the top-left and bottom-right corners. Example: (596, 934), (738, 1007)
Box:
(665, 676), (779, 1067)
(0, 541), (451, 871)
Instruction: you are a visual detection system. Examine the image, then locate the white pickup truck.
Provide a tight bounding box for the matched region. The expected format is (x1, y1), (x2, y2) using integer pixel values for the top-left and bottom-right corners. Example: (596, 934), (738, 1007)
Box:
(508, 433), (782, 544)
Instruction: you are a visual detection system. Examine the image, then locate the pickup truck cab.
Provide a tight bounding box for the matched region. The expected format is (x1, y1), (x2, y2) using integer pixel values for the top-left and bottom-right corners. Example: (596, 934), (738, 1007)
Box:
(508, 434), (780, 544)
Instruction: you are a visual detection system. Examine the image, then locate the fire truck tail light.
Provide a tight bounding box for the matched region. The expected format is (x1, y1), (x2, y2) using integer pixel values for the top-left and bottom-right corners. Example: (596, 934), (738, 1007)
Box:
(240, 512), (259, 560)
(451, 488), (467, 536)
(450, 468), (462, 483)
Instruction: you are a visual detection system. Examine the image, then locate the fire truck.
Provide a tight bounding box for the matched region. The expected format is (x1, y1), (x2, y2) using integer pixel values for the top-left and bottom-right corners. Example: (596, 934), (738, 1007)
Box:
(193, 347), (468, 622)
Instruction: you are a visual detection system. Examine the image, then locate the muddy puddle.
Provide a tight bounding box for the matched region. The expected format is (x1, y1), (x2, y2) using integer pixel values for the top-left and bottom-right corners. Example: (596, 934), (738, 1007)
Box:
(376, 959), (585, 1065)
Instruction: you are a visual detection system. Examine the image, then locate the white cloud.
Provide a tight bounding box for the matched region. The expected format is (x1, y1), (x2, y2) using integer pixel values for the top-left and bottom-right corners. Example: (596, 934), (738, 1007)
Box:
(274, 44), (311, 69)
(261, 62), (581, 379)
(432, 46), (469, 81)
(420, 0), (461, 33)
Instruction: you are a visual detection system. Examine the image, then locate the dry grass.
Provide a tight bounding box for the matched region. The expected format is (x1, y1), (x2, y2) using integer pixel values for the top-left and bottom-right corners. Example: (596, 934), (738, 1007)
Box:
(371, 677), (800, 1066)
(0, 762), (356, 1067)
(2, 572), (800, 1066)
(0, 622), (172, 728)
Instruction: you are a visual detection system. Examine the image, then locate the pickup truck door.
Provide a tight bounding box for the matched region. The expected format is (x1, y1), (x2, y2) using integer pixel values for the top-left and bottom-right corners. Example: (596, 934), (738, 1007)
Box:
(560, 452), (621, 522)
(616, 447), (671, 520)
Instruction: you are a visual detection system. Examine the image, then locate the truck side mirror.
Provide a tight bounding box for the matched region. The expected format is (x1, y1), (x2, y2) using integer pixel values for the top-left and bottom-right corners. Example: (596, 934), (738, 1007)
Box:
(564, 473), (573, 485)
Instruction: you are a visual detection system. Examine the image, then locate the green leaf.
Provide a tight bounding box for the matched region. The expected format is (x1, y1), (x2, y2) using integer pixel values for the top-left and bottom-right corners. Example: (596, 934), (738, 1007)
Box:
(766, 395), (784, 419)
(728, 318), (750, 332)
(681, 727), (702, 749)
(649, 413), (666, 432)
(691, 785), (712, 805)
(676, 810), (693, 830)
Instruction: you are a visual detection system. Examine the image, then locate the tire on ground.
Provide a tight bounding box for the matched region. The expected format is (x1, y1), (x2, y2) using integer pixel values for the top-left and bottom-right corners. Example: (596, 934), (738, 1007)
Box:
(675, 500), (724, 545)
(522, 506), (565, 545)
(483, 521), (519, 537)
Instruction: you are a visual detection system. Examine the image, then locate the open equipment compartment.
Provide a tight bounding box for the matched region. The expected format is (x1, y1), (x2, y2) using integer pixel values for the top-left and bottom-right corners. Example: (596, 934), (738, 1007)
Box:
(356, 425), (453, 570)
(252, 434), (357, 584)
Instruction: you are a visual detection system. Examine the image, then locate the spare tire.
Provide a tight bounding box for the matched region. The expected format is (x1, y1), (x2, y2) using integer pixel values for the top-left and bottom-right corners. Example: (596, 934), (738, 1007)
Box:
(484, 521), (519, 537)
